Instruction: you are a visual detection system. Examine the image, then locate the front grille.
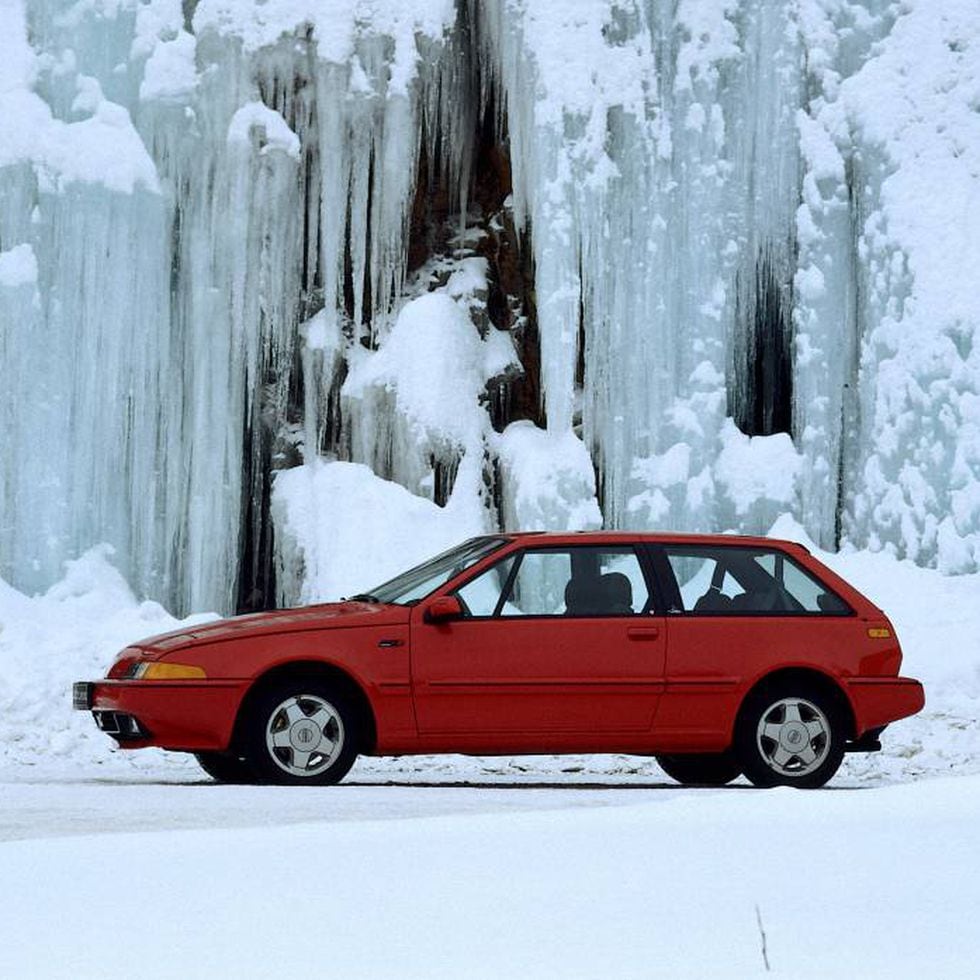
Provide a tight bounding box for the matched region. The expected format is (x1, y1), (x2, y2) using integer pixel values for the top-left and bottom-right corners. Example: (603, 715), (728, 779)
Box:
(94, 711), (148, 740)
(72, 682), (93, 710)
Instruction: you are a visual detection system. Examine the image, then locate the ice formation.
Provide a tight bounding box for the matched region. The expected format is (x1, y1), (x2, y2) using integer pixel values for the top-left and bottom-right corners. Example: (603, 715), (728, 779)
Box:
(0, 0), (978, 612)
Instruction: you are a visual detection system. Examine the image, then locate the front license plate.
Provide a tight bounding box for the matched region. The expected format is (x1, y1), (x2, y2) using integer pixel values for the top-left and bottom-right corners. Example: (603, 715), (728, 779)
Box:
(72, 682), (94, 711)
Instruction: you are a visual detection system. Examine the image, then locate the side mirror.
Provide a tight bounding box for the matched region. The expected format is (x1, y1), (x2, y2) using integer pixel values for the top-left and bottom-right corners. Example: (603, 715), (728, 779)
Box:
(425, 595), (463, 624)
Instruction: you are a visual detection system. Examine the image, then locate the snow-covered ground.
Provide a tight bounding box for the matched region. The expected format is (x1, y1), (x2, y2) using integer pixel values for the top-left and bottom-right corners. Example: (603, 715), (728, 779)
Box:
(1, 521), (979, 975)
(2, 776), (979, 977)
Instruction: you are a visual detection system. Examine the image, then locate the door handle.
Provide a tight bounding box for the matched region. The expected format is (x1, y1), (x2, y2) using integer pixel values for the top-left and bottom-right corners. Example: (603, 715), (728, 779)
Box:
(627, 627), (660, 640)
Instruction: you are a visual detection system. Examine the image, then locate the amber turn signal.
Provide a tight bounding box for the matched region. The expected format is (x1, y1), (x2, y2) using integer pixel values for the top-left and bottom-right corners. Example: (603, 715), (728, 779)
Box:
(133, 662), (207, 680)
(867, 627), (891, 639)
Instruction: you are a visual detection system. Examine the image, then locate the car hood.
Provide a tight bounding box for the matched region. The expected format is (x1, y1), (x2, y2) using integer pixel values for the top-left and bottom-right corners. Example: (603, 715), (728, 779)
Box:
(137, 601), (410, 655)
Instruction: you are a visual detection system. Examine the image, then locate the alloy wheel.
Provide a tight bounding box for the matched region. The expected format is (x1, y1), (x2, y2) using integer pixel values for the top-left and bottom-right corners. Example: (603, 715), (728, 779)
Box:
(755, 696), (830, 777)
(264, 694), (346, 778)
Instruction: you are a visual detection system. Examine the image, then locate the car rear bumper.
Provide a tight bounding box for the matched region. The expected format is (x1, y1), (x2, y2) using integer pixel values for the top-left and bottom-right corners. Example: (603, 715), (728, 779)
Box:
(74, 679), (245, 752)
(845, 676), (925, 737)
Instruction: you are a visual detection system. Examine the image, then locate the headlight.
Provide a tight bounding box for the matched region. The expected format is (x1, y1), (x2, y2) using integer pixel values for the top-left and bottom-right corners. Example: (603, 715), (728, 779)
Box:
(129, 662), (207, 680)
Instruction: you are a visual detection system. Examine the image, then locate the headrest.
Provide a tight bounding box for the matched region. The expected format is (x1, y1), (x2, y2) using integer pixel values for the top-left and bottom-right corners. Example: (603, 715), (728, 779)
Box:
(600, 572), (633, 607)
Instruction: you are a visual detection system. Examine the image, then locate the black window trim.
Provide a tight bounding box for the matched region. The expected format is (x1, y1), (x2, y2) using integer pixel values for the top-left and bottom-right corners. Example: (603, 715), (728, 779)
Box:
(649, 542), (856, 618)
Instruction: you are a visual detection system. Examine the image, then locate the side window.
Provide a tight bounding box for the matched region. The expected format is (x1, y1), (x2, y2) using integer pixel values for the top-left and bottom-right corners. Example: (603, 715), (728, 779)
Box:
(666, 553), (744, 611)
(752, 552), (849, 614)
(664, 547), (849, 616)
(455, 556), (516, 617)
(499, 547), (651, 618)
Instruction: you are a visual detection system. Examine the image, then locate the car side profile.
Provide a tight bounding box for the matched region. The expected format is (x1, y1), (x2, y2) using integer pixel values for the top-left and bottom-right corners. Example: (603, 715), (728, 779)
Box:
(74, 532), (924, 788)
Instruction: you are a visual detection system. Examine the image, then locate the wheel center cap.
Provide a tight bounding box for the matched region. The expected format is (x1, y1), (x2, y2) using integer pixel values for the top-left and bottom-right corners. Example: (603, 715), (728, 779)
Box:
(289, 719), (322, 751)
(780, 723), (808, 752)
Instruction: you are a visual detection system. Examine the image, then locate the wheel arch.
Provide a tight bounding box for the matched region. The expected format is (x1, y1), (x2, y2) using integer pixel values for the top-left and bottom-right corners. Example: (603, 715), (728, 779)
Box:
(733, 666), (856, 744)
(231, 660), (378, 754)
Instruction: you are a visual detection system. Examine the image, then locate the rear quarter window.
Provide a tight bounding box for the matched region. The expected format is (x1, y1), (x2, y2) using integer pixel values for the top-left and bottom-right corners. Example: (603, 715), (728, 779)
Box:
(662, 545), (852, 616)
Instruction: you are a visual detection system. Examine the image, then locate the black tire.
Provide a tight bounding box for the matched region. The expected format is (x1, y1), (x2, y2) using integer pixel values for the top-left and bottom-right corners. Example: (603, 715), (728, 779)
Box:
(656, 751), (741, 786)
(195, 751), (257, 784)
(735, 680), (846, 789)
(243, 680), (359, 786)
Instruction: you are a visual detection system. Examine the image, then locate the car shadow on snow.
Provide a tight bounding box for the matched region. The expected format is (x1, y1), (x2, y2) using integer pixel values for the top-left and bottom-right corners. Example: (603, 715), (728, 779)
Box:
(340, 779), (865, 791)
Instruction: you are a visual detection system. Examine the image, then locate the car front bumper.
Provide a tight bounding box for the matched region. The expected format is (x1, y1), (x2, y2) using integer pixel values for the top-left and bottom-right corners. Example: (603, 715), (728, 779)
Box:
(73, 678), (245, 752)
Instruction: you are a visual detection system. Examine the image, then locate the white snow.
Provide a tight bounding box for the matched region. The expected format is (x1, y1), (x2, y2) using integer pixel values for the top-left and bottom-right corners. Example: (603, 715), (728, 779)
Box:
(139, 29), (197, 102)
(1, 1), (979, 969)
(1, 775), (979, 977)
(271, 459), (488, 605)
(339, 254), (516, 517)
(3, 0), (980, 612)
(0, 243), (37, 288)
(0, 1), (159, 193)
(715, 420), (803, 520)
(495, 421), (602, 532)
(300, 308), (341, 354)
(131, 0), (186, 61)
(227, 100), (300, 158)
(0, 546), (216, 770)
(193, 0), (455, 61)
(1, 527), (980, 975)
(345, 292), (503, 451)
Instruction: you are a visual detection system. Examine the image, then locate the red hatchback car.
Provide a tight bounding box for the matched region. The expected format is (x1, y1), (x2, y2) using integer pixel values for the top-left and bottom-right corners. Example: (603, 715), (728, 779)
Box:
(74, 532), (924, 788)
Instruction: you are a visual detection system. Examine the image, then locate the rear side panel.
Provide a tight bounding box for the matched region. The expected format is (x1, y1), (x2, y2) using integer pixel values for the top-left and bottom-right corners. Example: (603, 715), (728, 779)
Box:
(648, 540), (921, 751)
(656, 617), (867, 751)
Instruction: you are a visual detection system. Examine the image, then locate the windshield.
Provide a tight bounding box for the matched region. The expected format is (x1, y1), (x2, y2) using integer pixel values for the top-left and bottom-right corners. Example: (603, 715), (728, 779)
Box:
(364, 537), (508, 605)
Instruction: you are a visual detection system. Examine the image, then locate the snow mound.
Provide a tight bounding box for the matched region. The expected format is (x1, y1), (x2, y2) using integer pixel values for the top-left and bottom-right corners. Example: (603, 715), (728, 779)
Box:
(715, 420), (803, 527)
(495, 421), (602, 531)
(0, 547), (218, 773)
(272, 459), (487, 606)
(345, 291), (509, 450)
(140, 30), (198, 103)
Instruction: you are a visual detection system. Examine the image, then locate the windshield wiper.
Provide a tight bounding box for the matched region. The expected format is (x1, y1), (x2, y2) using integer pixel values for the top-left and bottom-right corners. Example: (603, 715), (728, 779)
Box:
(345, 593), (383, 603)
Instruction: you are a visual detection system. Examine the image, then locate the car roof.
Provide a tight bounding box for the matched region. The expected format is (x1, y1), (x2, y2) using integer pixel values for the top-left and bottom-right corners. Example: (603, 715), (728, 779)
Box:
(497, 531), (808, 550)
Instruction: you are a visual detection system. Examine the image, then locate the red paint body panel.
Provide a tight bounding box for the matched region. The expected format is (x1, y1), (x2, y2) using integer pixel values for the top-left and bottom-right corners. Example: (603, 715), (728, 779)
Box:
(846, 677), (926, 733)
(91, 606), (415, 752)
(77, 532), (925, 762)
(89, 680), (244, 750)
(410, 614), (666, 739)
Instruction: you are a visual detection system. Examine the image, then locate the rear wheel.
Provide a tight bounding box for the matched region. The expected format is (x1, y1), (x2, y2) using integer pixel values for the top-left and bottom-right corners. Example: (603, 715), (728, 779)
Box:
(735, 682), (845, 788)
(195, 751), (256, 784)
(244, 681), (359, 785)
(656, 751), (741, 786)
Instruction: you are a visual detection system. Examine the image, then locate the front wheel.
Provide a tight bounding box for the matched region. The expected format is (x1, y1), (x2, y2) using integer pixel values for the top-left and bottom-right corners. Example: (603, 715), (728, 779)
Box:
(656, 752), (741, 786)
(244, 681), (359, 785)
(735, 683), (846, 789)
(195, 751), (257, 784)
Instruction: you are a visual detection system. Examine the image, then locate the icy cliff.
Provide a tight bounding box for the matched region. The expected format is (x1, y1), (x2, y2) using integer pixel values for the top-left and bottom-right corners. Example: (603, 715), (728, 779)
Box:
(1, 0), (978, 612)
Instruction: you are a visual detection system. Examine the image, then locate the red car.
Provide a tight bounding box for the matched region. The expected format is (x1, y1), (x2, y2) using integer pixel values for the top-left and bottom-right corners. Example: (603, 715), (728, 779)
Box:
(74, 532), (924, 788)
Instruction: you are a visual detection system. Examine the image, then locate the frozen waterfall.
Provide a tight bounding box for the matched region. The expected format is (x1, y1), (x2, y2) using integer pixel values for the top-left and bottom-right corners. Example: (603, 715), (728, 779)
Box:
(1, 0), (978, 613)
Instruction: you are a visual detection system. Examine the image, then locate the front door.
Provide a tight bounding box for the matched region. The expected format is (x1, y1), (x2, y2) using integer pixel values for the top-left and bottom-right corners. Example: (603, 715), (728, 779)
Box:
(410, 545), (667, 745)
